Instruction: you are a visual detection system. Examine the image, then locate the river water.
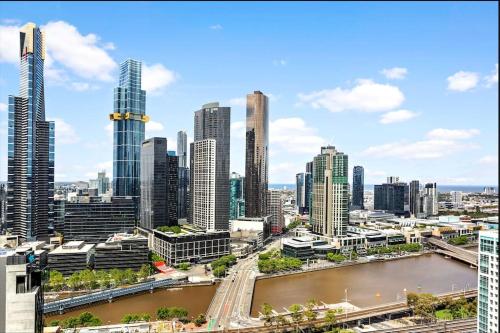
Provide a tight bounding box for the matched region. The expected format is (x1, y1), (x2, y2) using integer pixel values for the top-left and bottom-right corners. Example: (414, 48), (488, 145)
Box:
(250, 253), (477, 316)
(46, 254), (477, 324)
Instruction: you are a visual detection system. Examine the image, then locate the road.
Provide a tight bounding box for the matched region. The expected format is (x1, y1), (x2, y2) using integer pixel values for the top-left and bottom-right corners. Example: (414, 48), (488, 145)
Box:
(206, 239), (282, 331)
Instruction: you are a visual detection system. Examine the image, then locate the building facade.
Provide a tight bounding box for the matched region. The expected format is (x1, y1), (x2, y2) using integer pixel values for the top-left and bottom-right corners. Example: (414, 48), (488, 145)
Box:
(63, 198), (136, 243)
(477, 230), (498, 333)
(166, 152), (179, 225)
(245, 91), (269, 218)
(110, 59), (147, 198)
(267, 189), (284, 234)
(7, 23), (55, 241)
(192, 103), (231, 230)
(409, 180), (420, 217)
(94, 234), (148, 271)
(374, 182), (408, 214)
(177, 130), (189, 219)
(310, 146), (349, 237)
(140, 138), (168, 230)
(0, 248), (46, 333)
(192, 139), (217, 231)
(229, 172), (245, 220)
(351, 166), (364, 210)
(423, 183), (438, 216)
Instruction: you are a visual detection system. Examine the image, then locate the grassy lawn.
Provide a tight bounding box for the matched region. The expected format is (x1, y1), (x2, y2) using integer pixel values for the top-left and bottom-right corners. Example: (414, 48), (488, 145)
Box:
(435, 309), (453, 320)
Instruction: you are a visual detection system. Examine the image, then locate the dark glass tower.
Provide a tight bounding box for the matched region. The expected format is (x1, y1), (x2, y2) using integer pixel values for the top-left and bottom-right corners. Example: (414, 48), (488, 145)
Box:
(7, 23), (55, 241)
(166, 152), (179, 225)
(410, 180), (420, 216)
(245, 91), (269, 217)
(140, 138), (168, 230)
(192, 102), (231, 230)
(229, 172), (245, 219)
(110, 59), (147, 198)
(352, 166), (364, 210)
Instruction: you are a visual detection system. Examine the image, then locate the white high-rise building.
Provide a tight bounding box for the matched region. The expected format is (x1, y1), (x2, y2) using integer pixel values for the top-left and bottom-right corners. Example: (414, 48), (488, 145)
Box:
(192, 139), (216, 231)
(477, 230), (498, 333)
(423, 183), (438, 215)
(450, 191), (462, 205)
(267, 189), (284, 235)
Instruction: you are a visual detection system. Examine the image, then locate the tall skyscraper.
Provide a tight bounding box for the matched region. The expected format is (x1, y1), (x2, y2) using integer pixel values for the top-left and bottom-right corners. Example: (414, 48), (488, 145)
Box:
(166, 151), (179, 225)
(192, 139), (217, 231)
(296, 172), (312, 215)
(191, 102), (231, 230)
(450, 191), (463, 205)
(306, 161), (313, 215)
(177, 130), (187, 168)
(229, 172), (245, 220)
(351, 166), (364, 210)
(477, 230), (498, 333)
(423, 182), (438, 216)
(110, 59), (147, 198)
(387, 176), (400, 184)
(409, 180), (420, 216)
(7, 23), (55, 241)
(140, 138), (168, 230)
(310, 146), (349, 237)
(177, 130), (189, 219)
(267, 189), (284, 235)
(245, 91), (269, 218)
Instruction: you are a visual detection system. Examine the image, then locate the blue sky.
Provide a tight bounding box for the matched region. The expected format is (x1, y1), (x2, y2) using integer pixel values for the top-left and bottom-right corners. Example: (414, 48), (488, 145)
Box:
(0, 1), (498, 185)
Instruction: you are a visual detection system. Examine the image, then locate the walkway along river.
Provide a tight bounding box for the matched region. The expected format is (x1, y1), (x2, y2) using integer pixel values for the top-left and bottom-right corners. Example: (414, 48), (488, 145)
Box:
(46, 253), (477, 324)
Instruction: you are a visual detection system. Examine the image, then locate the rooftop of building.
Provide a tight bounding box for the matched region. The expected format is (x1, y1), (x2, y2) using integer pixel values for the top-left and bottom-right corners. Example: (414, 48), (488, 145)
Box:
(51, 241), (95, 254)
(479, 229), (499, 239)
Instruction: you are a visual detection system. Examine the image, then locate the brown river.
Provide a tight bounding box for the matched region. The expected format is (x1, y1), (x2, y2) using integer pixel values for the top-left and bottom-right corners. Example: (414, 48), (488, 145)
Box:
(46, 253), (477, 324)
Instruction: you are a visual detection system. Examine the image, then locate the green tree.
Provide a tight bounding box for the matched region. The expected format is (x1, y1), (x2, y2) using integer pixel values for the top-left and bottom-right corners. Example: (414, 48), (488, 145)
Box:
(49, 270), (65, 291)
(48, 320), (60, 327)
(193, 314), (207, 327)
(406, 292), (419, 308)
(67, 272), (82, 290)
(95, 270), (111, 289)
(261, 303), (274, 326)
(137, 264), (151, 280)
(124, 268), (137, 284)
(324, 309), (338, 331)
(177, 262), (191, 271)
(141, 313), (151, 322)
(213, 264), (226, 277)
(80, 269), (96, 290)
(288, 303), (303, 330)
(326, 253), (346, 263)
(413, 293), (438, 323)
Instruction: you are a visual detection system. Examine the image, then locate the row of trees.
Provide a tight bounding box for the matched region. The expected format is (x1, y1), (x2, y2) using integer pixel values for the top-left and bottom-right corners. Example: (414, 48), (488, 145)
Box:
(366, 243), (422, 256)
(122, 310), (206, 327)
(48, 312), (101, 329)
(260, 300), (349, 332)
(210, 254), (237, 277)
(407, 292), (477, 323)
(46, 265), (152, 291)
(448, 235), (469, 246)
(258, 250), (303, 274)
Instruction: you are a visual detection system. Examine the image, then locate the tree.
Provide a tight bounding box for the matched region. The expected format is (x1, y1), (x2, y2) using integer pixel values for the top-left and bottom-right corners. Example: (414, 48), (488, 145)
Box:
(193, 314), (207, 327)
(137, 264), (151, 280)
(324, 309), (338, 331)
(67, 272), (82, 290)
(80, 269), (96, 290)
(406, 292), (419, 308)
(141, 313), (151, 322)
(413, 293), (438, 323)
(213, 264), (226, 278)
(261, 303), (274, 326)
(124, 268), (137, 284)
(288, 303), (303, 330)
(49, 270), (65, 291)
(48, 320), (60, 327)
(177, 262), (191, 271)
(95, 270), (111, 289)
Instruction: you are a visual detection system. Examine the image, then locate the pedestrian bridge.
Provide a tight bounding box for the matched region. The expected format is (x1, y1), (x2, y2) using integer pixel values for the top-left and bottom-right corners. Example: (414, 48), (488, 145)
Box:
(44, 278), (180, 314)
(428, 238), (478, 267)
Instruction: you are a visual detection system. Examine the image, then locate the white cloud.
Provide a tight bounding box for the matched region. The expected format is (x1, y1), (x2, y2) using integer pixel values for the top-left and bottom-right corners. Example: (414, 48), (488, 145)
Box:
(0, 102), (7, 112)
(484, 64), (498, 87)
(228, 97), (246, 107)
(105, 122), (113, 139)
(142, 63), (176, 94)
(42, 21), (117, 81)
(426, 128), (480, 140)
(270, 117), (326, 154)
(298, 79), (405, 113)
(231, 121), (246, 139)
(379, 109), (419, 124)
(70, 82), (99, 91)
(47, 117), (80, 144)
(210, 24), (223, 30)
(273, 59), (287, 66)
(380, 67), (408, 80)
(362, 139), (478, 160)
(269, 162), (299, 183)
(145, 120), (165, 134)
(479, 155), (498, 165)
(447, 71), (479, 92)
(0, 25), (19, 64)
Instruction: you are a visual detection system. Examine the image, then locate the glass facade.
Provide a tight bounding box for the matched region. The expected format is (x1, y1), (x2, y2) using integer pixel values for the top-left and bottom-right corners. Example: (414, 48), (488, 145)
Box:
(245, 91), (269, 218)
(177, 130), (189, 219)
(7, 23), (54, 240)
(112, 59), (146, 198)
(477, 230), (498, 333)
(352, 166), (364, 210)
(229, 172), (245, 220)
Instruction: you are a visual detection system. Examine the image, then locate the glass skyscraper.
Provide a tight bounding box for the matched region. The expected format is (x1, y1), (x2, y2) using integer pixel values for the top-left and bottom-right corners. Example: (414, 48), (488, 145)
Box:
(352, 166), (364, 210)
(245, 91), (269, 218)
(229, 172), (245, 220)
(110, 59), (147, 198)
(177, 130), (189, 219)
(7, 23), (55, 241)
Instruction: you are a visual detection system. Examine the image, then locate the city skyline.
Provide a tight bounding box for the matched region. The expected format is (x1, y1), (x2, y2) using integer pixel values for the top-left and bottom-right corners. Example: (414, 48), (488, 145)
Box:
(0, 2), (498, 186)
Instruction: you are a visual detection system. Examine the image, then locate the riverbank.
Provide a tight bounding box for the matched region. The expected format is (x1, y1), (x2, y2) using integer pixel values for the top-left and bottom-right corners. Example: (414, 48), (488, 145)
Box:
(255, 250), (432, 281)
